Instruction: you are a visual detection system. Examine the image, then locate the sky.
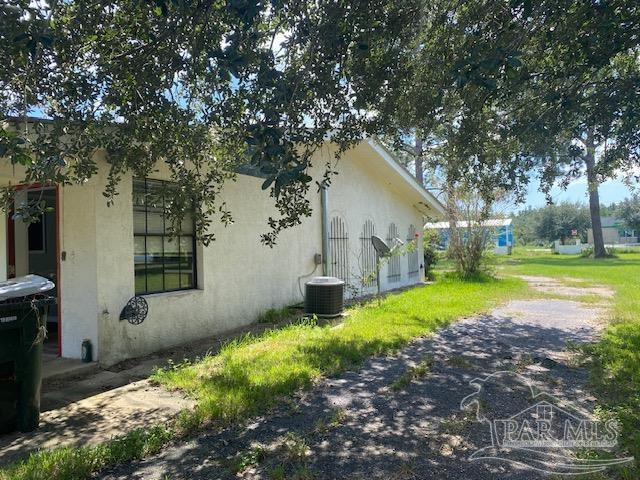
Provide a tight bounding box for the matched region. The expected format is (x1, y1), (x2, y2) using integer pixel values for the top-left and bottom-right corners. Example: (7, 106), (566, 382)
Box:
(518, 175), (635, 212)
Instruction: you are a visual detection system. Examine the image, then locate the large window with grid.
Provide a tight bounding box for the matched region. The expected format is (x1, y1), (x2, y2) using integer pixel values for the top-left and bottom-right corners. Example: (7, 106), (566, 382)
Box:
(133, 179), (197, 294)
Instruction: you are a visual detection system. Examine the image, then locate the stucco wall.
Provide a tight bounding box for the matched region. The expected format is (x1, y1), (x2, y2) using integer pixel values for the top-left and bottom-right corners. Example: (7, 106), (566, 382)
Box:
(94, 162), (322, 365)
(320, 142), (427, 295)
(94, 141), (433, 365)
(1, 140), (439, 365)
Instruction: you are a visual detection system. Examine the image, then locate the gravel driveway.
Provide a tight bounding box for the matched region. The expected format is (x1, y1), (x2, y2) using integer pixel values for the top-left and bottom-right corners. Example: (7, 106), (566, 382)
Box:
(102, 285), (609, 480)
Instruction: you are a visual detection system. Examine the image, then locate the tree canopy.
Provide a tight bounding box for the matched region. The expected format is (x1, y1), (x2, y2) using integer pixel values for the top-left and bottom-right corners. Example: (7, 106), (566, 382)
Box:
(2, 0), (638, 251)
(374, 0), (638, 257)
(512, 201), (624, 245)
(1, 0), (421, 244)
(618, 195), (640, 233)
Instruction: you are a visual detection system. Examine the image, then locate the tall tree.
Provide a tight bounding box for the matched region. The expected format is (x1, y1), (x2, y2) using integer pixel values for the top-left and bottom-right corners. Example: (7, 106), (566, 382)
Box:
(376, 0), (639, 258)
(521, 48), (640, 257)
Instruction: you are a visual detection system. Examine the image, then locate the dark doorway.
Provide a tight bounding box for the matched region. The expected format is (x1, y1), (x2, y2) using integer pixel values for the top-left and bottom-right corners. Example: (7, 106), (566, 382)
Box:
(7, 187), (60, 356)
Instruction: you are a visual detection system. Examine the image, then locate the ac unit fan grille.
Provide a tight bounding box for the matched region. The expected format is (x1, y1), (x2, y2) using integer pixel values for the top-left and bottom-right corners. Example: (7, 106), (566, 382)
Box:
(304, 282), (344, 317)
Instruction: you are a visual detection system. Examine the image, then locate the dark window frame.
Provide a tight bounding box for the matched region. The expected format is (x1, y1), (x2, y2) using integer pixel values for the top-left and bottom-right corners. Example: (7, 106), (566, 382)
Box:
(133, 178), (197, 295)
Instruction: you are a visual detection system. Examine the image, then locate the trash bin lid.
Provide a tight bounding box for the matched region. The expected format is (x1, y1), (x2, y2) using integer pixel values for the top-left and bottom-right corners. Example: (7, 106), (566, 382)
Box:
(306, 276), (345, 286)
(0, 275), (55, 302)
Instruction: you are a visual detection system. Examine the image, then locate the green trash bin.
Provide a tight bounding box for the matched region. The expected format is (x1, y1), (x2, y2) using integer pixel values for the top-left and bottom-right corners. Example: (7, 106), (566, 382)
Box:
(0, 294), (55, 434)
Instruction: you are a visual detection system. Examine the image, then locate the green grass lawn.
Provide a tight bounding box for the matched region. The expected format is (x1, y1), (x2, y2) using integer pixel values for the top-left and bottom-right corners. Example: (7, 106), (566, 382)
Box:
(5, 250), (636, 480)
(0, 274), (527, 480)
(495, 249), (640, 475)
(495, 249), (640, 324)
(154, 274), (526, 426)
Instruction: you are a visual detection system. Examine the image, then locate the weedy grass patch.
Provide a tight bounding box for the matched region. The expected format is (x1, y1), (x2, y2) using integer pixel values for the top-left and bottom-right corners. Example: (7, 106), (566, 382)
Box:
(0, 273), (527, 480)
(496, 250), (640, 476)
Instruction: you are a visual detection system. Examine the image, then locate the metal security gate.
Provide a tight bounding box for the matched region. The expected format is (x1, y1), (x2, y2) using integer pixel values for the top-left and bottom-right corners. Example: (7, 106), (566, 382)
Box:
(407, 224), (420, 278)
(330, 216), (349, 283)
(387, 223), (401, 282)
(359, 220), (376, 287)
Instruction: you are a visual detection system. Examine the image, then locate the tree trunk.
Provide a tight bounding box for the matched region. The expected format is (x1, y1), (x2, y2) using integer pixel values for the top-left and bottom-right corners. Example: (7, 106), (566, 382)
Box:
(445, 172), (460, 265)
(585, 134), (606, 258)
(415, 137), (424, 185)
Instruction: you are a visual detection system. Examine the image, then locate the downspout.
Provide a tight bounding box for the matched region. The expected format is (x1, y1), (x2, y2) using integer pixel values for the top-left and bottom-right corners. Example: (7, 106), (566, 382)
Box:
(321, 184), (331, 276)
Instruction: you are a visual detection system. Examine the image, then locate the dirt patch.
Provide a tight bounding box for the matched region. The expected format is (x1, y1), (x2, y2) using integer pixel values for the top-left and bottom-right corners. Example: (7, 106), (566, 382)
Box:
(518, 275), (615, 298)
(0, 380), (194, 466)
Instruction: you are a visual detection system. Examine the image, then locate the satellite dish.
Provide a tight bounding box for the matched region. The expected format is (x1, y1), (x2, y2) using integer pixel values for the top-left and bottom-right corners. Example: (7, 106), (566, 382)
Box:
(371, 235), (391, 257)
(119, 296), (149, 325)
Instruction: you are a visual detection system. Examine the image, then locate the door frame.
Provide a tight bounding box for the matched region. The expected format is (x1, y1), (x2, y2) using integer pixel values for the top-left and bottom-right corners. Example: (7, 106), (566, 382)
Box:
(7, 183), (62, 357)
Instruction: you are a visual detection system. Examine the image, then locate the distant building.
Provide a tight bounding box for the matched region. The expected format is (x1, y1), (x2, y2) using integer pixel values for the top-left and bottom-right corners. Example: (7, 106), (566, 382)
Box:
(424, 218), (514, 255)
(587, 217), (637, 245)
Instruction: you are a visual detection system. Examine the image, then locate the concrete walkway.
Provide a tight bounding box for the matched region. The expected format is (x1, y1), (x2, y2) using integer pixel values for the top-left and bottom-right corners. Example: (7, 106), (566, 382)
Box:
(0, 377), (194, 465)
(0, 315), (301, 466)
(100, 278), (614, 480)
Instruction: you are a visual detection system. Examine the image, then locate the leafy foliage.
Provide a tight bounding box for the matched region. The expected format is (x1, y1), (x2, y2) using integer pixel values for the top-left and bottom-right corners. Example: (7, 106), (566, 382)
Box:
(618, 195), (640, 233)
(376, 0), (639, 255)
(445, 184), (499, 277)
(514, 199), (640, 246)
(529, 202), (591, 244)
(3, 0), (638, 248)
(1, 0), (422, 244)
(422, 229), (440, 280)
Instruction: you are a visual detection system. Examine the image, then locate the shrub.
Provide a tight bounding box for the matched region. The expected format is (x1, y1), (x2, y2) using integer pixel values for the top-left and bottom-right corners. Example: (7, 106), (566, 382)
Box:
(423, 230), (440, 280)
(580, 246), (618, 258)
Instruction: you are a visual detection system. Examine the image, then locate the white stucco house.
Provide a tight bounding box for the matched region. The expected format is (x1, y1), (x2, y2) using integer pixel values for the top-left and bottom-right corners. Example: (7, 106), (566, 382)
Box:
(0, 137), (444, 365)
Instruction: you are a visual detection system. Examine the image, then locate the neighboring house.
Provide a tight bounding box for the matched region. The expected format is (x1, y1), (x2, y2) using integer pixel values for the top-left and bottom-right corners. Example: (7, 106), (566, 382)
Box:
(0, 137), (444, 365)
(424, 218), (514, 255)
(587, 217), (638, 245)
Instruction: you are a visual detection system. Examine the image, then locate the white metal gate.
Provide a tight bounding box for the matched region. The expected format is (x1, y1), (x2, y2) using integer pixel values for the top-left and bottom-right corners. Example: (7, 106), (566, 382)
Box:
(387, 223), (401, 282)
(359, 219), (376, 287)
(330, 216), (349, 283)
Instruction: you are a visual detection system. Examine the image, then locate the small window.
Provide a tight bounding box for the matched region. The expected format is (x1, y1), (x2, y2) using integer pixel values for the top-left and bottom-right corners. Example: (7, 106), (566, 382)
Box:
(133, 179), (197, 294)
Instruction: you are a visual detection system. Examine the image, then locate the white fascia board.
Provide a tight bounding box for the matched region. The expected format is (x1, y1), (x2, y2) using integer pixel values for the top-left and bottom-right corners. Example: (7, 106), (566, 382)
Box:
(365, 138), (445, 217)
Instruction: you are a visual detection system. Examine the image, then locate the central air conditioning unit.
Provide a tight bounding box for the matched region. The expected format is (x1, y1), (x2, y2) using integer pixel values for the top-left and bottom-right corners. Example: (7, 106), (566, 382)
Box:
(304, 276), (344, 317)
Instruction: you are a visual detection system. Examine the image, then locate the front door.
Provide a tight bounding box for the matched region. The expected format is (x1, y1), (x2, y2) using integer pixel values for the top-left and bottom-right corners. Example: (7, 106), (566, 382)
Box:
(7, 187), (60, 356)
